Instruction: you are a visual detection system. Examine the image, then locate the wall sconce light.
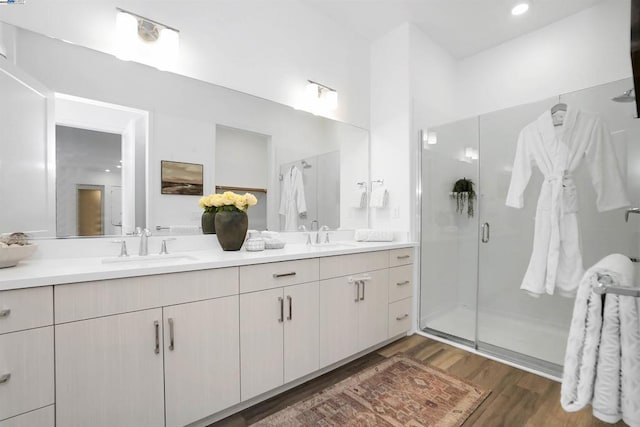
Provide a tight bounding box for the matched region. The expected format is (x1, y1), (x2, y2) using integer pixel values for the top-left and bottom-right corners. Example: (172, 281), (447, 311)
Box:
(115, 8), (179, 70)
(305, 80), (338, 113)
(465, 147), (479, 160)
(422, 130), (438, 148)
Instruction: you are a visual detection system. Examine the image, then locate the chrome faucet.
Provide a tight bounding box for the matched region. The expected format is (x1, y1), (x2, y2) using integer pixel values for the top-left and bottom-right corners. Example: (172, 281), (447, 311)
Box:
(317, 225), (329, 244)
(299, 225), (311, 245)
(136, 227), (151, 256)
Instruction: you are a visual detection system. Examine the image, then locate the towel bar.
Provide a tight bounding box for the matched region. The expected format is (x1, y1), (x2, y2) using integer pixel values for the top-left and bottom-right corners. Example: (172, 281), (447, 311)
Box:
(595, 274), (640, 297)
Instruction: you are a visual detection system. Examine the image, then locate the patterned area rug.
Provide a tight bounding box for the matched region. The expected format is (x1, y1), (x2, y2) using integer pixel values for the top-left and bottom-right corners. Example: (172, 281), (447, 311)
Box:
(253, 355), (490, 426)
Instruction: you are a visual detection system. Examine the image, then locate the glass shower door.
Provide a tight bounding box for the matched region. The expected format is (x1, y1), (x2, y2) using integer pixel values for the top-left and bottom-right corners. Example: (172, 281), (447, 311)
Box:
(420, 117), (479, 344)
(476, 78), (640, 374)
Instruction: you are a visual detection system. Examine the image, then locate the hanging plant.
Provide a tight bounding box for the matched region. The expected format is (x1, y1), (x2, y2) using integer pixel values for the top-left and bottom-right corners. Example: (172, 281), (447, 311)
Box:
(450, 177), (476, 218)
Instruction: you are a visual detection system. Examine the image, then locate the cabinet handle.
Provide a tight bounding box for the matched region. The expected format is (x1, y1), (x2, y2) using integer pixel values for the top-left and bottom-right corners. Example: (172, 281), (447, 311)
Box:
(278, 297), (284, 322)
(396, 280), (410, 286)
(354, 281), (360, 302)
(287, 295), (292, 320)
(154, 321), (160, 354)
(360, 281), (365, 301)
(168, 318), (175, 351)
(0, 309), (10, 318)
(397, 255), (410, 260)
(396, 314), (409, 321)
(0, 373), (10, 384)
(273, 272), (296, 278)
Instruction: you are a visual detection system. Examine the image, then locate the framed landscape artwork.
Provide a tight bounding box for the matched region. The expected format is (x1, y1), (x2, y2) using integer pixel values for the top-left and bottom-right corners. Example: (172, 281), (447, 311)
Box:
(161, 161), (204, 195)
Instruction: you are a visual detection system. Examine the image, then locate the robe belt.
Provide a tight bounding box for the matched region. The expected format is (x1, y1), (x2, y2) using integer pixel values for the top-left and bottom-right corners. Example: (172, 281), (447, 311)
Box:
(544, 172), (572, 293)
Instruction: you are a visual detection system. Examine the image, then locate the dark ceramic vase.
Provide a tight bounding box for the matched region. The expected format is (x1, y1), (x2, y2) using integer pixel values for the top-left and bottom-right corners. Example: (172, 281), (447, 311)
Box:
(201, 211), (217, 234)
(215, 210), (248, 251)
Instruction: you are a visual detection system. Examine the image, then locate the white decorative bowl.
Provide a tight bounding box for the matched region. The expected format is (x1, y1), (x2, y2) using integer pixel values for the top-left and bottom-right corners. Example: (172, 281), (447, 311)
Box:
(0, 244), (37, 268)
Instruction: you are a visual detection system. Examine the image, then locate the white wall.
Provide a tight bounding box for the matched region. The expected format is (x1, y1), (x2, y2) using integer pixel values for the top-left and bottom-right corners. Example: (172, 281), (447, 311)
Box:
(0, 0), (370, 128)
(369, 24), (411, 233)
(456, 0), (631, 119)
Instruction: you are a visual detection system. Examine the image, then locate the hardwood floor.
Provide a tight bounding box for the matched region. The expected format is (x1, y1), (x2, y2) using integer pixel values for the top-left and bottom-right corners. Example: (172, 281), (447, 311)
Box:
(211, 334), (626, 426)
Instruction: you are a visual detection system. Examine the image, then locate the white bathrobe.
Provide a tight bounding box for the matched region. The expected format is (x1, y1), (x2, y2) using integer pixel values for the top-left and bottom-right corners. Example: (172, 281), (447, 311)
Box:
(279, 165), (307, 231)
(506, 107), (629, 297)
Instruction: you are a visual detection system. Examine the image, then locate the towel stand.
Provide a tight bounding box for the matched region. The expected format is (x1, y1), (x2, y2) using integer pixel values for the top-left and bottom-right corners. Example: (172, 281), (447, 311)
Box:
(595, 273), (640, 297)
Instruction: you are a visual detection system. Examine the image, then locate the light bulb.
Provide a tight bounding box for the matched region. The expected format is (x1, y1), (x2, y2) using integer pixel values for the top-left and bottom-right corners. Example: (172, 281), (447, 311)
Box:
(511, 2), (529, 16)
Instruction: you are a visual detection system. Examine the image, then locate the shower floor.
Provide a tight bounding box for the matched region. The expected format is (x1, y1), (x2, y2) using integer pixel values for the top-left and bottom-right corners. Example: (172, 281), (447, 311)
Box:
(423, 305), (569, 366)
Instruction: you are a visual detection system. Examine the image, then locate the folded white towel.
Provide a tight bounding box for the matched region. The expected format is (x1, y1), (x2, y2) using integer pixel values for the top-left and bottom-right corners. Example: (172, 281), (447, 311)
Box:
(354, 229), (394, 242)
(369, 187), (388, 208)
(351, 187), (368, 209)
(561, 254), (640, 425)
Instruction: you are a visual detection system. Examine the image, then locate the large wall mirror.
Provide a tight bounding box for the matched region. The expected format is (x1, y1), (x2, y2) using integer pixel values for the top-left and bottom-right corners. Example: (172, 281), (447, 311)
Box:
(0, 22), (369, 238)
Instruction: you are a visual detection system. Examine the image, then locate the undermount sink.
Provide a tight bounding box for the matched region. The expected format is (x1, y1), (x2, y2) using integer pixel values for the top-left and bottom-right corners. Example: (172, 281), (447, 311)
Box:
(101, 253), (198, 264)
(309, 242), (357, 249)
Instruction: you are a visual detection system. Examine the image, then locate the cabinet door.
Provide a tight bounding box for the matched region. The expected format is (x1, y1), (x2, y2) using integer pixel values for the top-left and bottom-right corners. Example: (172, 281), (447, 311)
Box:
(357, 269), (389, 351)
(0, 327), (54, 421)
(163, 296), (240, 427)
(240, 288), (284, 400)
(55, 309), (164, 427)
(283, 282), (319, 383)
(319, 276), (359, 368)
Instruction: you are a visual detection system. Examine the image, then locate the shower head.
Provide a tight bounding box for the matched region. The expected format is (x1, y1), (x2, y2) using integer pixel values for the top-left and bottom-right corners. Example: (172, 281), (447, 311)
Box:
(612, 88), (635, 103)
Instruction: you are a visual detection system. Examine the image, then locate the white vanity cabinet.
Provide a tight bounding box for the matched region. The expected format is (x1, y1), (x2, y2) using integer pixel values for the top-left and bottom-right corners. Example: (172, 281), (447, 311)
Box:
(54, 268), (240, 427)
(55, 308), (165, 427)
(239, 260), (320, 401)
(318, 251), (390, 368)
(0, 287), (54, 426)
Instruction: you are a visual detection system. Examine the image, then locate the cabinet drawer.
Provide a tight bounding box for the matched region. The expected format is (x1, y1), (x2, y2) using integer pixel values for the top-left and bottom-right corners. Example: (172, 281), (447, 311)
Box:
(0, 287), (52, 335)
(0, 405), (54, 427)
(319, 251), (389, 280)
(388, 265), (413, 303)
(55, 268), (238, 323)
(388, 298), (412, 337)
(240, 258), (318, 293)
(0, 327), (54, 421)
(389, 247), (413, 267)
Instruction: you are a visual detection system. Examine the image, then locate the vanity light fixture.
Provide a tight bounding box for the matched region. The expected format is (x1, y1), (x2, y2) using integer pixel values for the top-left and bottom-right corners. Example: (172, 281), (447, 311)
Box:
(115, 8), (179, 70)
(511, 2), (530, 16)
(305, 80), (338, 112)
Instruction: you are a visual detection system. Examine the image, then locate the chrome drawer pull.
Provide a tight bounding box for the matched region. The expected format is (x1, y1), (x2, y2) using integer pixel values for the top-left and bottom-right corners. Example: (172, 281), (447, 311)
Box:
(396, 314), (409, 321)
(168, 318), (175, 351)
(0, 373), (10, 384)
(360, 281), (365, 301)
(278, 297), (284, 322)
(273, 272), (296, 278)
(154, 321), (160, 354)
(397, 255), (410, 259)
(396, 280), (410, 286)
(354, 281), (360, 302)
(287, 296), (292, 320)
(0, 309), (10, 318)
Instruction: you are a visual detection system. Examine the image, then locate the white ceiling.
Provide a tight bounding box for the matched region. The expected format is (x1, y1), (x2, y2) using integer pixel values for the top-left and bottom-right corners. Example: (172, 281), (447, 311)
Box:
(304, 0), (606, 58)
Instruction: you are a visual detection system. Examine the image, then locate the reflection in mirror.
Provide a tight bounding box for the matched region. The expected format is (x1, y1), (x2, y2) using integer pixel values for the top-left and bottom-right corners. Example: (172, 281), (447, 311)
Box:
(56, 126), (122, 237)
(1, 21), (369, 238)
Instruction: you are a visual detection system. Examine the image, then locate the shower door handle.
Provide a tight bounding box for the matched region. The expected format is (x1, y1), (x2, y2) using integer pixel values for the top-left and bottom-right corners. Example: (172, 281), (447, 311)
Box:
(481, 223), (490, 243)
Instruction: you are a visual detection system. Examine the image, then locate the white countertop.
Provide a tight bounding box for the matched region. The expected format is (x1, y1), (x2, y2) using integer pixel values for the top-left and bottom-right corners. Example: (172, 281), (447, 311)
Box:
(0, 241), (417, 291)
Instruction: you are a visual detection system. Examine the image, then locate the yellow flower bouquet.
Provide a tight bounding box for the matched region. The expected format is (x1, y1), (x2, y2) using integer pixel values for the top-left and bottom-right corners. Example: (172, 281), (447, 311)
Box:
(198, 191), (258, 213)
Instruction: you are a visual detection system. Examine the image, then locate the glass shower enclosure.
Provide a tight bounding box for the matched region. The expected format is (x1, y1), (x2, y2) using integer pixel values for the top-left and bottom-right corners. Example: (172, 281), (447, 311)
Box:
(420, 78), (640, 376)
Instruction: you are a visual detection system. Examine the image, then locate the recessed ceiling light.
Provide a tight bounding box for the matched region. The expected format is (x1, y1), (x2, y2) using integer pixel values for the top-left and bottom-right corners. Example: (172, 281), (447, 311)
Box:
(105, 169), (111, 173)
(116, 165), (122, 169)
(511, 2), (529, 16)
